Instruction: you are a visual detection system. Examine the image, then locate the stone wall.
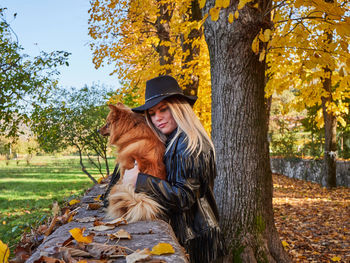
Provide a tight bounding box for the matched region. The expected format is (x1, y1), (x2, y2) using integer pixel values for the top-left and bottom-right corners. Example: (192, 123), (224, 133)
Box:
(270, 157), (350, 187)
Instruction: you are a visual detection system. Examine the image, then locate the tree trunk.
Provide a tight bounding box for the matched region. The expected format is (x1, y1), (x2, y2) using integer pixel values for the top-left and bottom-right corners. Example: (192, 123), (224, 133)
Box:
(76, 145), (98, 184)
(203, 1), (290, 262)
(321, 0), (337, 188)
(180, 0), (202, 97)
(155, 0), (174, 74)
(321, 67), (337, 188)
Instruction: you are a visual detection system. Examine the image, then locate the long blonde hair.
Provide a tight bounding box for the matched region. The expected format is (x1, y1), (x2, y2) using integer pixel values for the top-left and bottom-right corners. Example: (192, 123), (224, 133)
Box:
(145, 97), (215, 157)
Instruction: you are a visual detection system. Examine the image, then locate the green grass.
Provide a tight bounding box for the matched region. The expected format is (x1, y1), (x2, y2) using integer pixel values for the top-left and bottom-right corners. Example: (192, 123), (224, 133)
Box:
(0, 155), (114, 250)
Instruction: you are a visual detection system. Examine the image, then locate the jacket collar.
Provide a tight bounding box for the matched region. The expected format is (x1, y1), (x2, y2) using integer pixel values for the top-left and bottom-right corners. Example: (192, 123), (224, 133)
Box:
(166, 127), (178, 146)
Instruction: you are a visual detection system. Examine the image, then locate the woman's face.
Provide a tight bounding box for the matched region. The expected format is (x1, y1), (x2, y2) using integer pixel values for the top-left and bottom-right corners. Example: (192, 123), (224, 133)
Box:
(148, 101), (177, 135)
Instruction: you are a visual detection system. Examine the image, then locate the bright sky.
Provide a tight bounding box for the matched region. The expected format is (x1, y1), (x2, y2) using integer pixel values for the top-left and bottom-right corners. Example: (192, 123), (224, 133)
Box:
(1, 0), (120, 91)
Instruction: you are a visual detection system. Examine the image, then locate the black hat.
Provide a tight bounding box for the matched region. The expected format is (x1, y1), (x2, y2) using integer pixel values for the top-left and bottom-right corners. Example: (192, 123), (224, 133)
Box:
(131, 75), (197, 113)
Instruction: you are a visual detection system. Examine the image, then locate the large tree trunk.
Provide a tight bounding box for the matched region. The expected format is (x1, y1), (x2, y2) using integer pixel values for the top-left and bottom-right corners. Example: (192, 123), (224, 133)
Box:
(203, 1), (290, 262)
(321, 67), (337, 188)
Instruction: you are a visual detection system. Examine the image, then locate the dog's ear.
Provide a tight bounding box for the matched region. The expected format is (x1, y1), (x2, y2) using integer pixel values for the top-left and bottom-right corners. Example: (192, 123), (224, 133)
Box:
(108, 104), (118, 112)
(116, 102), (124, 107)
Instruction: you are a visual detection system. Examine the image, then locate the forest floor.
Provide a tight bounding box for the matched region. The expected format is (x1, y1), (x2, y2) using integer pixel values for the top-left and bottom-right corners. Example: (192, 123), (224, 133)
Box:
(273, 174), (350, 263)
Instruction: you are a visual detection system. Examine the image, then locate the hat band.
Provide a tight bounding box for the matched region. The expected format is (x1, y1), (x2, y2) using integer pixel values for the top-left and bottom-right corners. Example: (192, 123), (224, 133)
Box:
(145, 92), (183, 103)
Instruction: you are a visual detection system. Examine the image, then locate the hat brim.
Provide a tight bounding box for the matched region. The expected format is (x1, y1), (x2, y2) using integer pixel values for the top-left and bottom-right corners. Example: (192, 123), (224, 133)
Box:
(132, 94), (197, 113)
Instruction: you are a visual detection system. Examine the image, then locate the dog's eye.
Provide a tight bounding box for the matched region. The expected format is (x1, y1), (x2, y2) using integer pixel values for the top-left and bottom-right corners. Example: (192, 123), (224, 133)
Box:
(106, 123), (110, 128)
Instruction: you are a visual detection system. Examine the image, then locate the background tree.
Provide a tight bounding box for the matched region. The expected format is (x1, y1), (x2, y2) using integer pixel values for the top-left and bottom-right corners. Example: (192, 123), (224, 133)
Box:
(31, 85), (114, 183)
(266, 0), (350, 187)
(202, 0), (290, 261)
(88, 0), (212, 132)
(0, 8), (69, 139)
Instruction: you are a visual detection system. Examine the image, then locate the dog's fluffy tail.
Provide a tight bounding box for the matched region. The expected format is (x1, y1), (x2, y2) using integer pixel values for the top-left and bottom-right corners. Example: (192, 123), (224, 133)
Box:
(107, 184), (164, 223)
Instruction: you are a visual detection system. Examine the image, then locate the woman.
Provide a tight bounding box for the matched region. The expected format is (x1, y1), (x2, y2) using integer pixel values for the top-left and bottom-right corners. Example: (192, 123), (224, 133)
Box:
(122, 75), (226, 263)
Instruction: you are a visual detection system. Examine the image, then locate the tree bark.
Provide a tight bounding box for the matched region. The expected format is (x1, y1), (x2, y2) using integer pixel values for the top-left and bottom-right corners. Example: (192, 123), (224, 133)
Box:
(321, 0), (337, 188)
(180, 0), (202, 97)
(321, 67), (337, 188)
(203, 1), (290, 262)
(155, 0), (174, 74)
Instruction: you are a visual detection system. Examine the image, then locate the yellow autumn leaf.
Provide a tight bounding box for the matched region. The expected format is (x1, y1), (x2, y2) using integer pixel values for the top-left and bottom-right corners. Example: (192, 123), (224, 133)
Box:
(151, 242), (175, 255)
(69, 227), (94, 244)
(97, 177), (104, 184)
(251, 35), (259, 54)
(338, 116), (346, 127)
(234, 10), (239, 19)
(238, 0), (253, 10)
(210, 7), (220, 21)
(222, 0), (230, 8)
(228, 13), (234, 23)
(281, 240), (289, 248)
(259, 48), (266, 62)
(0, 240), (9, 263)
(199, 0), (206, 9)
(215, 0), (223, 8)
(263, 29), (271, 42)
(69, 199), (80, 206)
(331, 256), (341, 262)
(94, 195), (102, 201)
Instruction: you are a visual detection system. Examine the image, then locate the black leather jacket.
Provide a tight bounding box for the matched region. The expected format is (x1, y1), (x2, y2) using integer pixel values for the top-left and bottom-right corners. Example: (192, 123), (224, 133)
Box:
(135, 129), (226, 263)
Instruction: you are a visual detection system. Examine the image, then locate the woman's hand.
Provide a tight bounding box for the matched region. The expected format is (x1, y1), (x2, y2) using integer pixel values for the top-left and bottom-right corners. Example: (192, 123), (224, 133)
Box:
(122, 162), (140, 187)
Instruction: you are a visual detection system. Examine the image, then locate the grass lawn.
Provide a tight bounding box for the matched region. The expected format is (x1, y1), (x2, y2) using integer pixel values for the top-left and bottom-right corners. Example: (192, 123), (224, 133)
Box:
(0, 155), (114, 250)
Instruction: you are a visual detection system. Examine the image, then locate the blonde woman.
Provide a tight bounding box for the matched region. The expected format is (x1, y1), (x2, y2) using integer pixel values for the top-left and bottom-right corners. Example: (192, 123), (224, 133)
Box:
(123, 75), (226, 263)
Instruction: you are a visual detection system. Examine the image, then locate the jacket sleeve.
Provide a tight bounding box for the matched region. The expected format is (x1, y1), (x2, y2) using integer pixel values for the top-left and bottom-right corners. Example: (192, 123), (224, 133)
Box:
(135, 149), (209, 213)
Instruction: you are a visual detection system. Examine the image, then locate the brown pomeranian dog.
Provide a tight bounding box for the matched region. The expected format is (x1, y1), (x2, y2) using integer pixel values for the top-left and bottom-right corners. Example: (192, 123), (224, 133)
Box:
(99, 103), (166, 222)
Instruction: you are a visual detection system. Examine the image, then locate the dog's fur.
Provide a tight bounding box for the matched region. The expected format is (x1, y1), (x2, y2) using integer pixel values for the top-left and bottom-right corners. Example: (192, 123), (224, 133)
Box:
(99, 103), (166, 222)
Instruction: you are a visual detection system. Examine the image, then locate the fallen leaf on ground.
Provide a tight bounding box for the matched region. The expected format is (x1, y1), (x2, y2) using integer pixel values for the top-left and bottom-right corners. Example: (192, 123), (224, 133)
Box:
(151, 242), (175, 255)
(108, 229), (131, 240)
(89, 225), (115, 231)
(59, 247), (91, 257)
(75, 217), (97, 223)
(85, 243), (127, 258)
(126, 249), (151, 263)
(94, 195), (102, 201)
(69, 227), (94, 244)
(69, 199), (81, 206)
(105, 217), (127, 226)
(88, 203), (102, 210)
(33, 256), (65, 263)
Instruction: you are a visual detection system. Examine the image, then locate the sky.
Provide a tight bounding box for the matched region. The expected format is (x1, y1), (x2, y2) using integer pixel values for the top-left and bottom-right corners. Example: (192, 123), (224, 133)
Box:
(1, 0), (120, 91)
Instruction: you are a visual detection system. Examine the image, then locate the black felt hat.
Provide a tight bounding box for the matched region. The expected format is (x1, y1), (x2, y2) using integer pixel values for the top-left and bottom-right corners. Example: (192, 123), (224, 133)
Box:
(131, 75), (197, 113)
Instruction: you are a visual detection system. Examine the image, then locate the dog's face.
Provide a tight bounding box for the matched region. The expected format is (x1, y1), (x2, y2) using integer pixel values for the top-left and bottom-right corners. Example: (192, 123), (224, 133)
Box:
(99, 102), (140, 142)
